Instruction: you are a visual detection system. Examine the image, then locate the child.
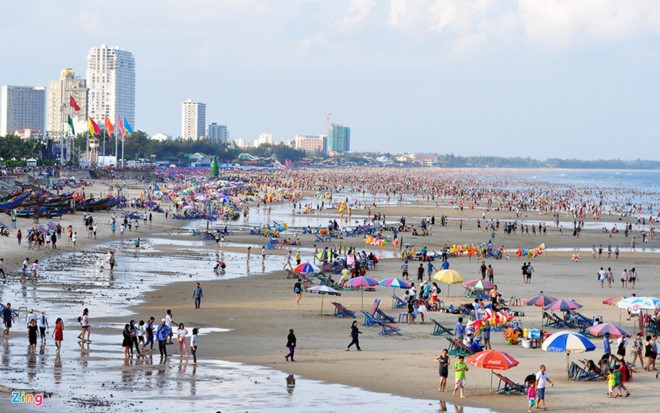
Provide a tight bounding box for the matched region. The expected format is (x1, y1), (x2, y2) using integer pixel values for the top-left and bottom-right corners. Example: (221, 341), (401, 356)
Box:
(190, 328), (199, 364)
(177, 323), (189, 357)
(527, 381), (536, 412)
(608, 367), (622, 398)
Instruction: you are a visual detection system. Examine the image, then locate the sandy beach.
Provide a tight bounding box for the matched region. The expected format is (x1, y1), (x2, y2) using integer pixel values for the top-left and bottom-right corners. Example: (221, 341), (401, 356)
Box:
(130, 198), (659, 412)
(0, 170), (658, 412)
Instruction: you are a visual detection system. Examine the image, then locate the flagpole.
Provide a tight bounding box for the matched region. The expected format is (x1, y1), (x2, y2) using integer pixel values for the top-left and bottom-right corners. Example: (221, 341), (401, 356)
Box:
(102, 129), (106, 166)
(122, 137), (125, 169)
(115, 129), (118, 167)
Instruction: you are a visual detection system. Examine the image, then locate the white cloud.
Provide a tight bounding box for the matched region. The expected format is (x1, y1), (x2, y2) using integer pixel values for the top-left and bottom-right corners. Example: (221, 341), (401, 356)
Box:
(338, 0), (377, 28)
(388, 0), (411, 26)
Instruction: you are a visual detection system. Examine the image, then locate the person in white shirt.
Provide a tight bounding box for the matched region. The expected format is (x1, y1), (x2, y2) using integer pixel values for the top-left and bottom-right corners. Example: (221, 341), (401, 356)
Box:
(26, 309), (37, 327)
(535, 364), (554, 410)
(37, 311), (48, 342)
(165, 309), (174, 344)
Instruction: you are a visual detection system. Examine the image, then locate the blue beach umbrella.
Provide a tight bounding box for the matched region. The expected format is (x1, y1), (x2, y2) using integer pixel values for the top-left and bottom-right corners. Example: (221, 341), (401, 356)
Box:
(542, 330), (596, 371)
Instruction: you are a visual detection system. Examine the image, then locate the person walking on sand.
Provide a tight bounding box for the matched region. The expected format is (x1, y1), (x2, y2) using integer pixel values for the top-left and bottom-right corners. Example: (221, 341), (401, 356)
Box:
(165, 309), (174, 344)
(37, 311), (48, 343)
(53, 317), (63, 352)
(27, 319), (38, 353)
(192, 282), (203, 309)
(435, 348), (450, 392)
(527, 381), (536, 412)
(190, 328), (199, 364)
(452, 355), (469, 398)
(156, 318), (172, 358)
(144, 317), (155, 352)
(0, 258), (5, 279)
(177, 323), (189, 357)
(2, 303), (13, 337)
(346, 320), (362, 351)
(122, 324), (131, 358)
(78, 308), (91, 342)
(285, 328), (296, 362)
(535, 364), (553, 410)
(294, 280), (302, 304)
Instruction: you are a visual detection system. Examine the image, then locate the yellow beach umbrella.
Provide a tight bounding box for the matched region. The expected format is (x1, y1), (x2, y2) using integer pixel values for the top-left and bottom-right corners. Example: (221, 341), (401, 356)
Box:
(433, 269), (463, 296)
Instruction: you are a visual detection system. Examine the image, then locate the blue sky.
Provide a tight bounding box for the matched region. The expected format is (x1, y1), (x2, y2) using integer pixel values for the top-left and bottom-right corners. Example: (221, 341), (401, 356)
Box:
(2, 0), (660, 160)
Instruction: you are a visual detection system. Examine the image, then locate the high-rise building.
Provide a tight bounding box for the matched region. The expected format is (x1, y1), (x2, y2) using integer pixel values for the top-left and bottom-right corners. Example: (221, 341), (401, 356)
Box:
(0, 85), (46, 136)
(207, 123), (228, 144)
(181, 99), (206, 140)
(256, 132), (272, 147)
(47, 68), (88, 137)
(327, 124), (350, 153)
(294, 134), (326, 154)
(86, 45), (136, 128)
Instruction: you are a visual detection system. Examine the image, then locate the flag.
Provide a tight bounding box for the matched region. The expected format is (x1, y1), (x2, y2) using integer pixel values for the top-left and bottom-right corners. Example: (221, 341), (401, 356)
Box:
(69, 95), (81, 111)
(87, 117), (100, 136)
(104, 116), (115, 134)
(117, 116), (125, 141)
(67, 115), (75, 135)
(123, 117), (133, 134)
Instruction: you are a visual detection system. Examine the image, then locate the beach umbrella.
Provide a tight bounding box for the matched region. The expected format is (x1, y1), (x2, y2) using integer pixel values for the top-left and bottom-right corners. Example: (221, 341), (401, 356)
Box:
(543, 299), (583, 312)
(462, 279), (495, 291)
(433, 269), (463, 296)
(617, 296), (660, 310)
(467, 350), (519, 391)
(587, 322), (631, 338)
(542, 330), (596, 370)
(379, 278), (412, 308)
(345, 276), (379, 308)
(602, 296), (627, 306)
(525, 294), (557, 307)
(378, 278), (411, 289)
(293, 262), (321, 276)
(306, 285), (340, 315)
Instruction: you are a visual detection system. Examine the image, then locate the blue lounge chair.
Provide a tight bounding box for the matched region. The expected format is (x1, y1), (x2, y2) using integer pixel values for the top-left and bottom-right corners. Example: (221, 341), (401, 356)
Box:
(391, 294), (407, 309)
(361, 310), (385, 327)
(379, 323), (402, 335)
(568, 362), (603, 381)
(331, 302), (356, 318)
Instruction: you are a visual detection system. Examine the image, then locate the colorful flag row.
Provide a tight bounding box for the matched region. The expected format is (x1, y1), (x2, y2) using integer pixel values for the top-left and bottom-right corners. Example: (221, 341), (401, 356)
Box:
(68, 95), (133, 139)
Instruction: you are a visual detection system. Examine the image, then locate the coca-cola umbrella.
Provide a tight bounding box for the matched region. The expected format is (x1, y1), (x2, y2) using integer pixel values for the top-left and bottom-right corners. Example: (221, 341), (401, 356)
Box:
(466, 350), (519, 391)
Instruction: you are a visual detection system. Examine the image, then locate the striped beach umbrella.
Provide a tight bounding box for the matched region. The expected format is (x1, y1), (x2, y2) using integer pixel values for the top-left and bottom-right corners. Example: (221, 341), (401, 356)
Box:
(293, 262), (320, 274)
(543, 299), (582, 312)
(345, 276), (379, 308)
(378, 278), (411, 289)
(542, 330), (596, 370)
(587, 322), (631, 338)
(463, 279), (495, 291)
(525, 294), (557, 307)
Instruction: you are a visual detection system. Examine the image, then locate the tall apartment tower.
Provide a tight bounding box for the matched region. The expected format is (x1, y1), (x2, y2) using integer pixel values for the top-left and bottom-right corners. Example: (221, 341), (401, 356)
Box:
(47, 68), (88, 137)
(86, 45), (135, 128)
(181, 99), (206, 140)
(327, 124), (351, 153)
(207, 122), (228, 144)
(0, 85), (46, 136)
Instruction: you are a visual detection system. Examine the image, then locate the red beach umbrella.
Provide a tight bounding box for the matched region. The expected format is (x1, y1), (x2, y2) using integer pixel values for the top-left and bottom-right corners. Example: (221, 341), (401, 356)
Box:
(467, 350), (519, 391)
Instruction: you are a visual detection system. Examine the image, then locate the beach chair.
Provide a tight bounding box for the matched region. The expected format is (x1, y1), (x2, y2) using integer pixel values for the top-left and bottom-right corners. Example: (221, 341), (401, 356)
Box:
(391, 294), (407, 309)
(431, 319), (454, 336)
(332, 302), (356, 318)
(361, 310), (385, 327)
(445, 337), (475, 357)
(568, 362), (603, 381)
(375, 308), (396, 324)
(314, 234), (331, 242)
(286, 269), (299, 279)
(493, 372), (526, 395)
(543, 312), (564, 328)
(379, 323), (402, 335)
